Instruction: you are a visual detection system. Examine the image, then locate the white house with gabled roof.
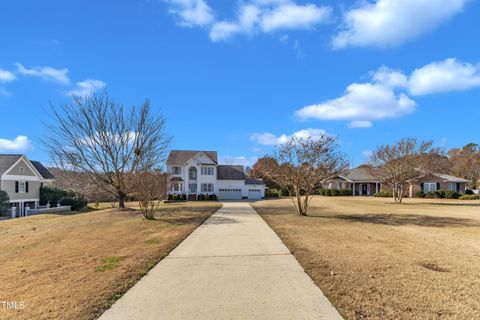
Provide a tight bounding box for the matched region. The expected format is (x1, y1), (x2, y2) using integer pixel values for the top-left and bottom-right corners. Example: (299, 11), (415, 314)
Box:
(166, 150), (265, 200)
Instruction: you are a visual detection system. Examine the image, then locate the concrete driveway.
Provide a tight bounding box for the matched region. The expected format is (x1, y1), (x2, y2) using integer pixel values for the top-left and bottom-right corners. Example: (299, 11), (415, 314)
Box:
(99, 202), (342, 320)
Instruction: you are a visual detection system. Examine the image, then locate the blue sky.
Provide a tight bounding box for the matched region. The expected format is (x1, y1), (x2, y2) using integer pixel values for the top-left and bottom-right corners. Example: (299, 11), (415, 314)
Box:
(0, 0), (479, 167)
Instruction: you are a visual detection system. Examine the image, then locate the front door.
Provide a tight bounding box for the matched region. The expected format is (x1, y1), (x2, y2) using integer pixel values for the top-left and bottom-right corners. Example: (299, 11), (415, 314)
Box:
(361, 184), (368, 195)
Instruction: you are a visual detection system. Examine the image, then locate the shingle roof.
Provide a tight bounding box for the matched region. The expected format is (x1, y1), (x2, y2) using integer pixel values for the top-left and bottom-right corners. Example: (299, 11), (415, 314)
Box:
(0, 154), (22, 176)
(217, 165), (246, 180)
(342, 166), (379, 182)
(166, 150), (218, 165)
(432, 173), (470, 183)
(31, 161), (55, 179)
(169, 176), (184, 182)
(245, 178), (265, 185)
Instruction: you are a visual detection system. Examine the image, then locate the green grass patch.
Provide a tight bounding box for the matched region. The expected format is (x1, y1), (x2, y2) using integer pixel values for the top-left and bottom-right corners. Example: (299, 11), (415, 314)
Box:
(144, 238), (161, 245)
(95, 256), (124, 272)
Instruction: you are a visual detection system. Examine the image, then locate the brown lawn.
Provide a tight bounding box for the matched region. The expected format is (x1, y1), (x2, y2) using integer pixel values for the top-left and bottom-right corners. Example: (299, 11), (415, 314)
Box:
(252, 197), (480, 320)
(0, 201), (221, 320)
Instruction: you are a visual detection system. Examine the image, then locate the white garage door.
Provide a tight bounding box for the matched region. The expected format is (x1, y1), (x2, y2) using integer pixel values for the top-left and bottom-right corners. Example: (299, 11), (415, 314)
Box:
(218, 188), (243, 200)
(248, 189), (262, 200)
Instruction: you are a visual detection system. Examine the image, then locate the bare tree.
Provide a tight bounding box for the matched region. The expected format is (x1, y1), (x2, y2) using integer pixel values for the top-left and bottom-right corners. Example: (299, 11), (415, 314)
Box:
(44, 91), (171, 208)
(269, 135), (348, 216)
(369, 138), (444, 204)
(448, 143), (480, 189)
(127, 170), (167, 219)
(250, 156), (281, 189)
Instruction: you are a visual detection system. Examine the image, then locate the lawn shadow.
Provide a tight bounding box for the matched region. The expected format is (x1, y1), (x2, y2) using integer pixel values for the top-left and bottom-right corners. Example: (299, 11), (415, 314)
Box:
(204, 215), (238, 225)
(320, 213), (480, 228)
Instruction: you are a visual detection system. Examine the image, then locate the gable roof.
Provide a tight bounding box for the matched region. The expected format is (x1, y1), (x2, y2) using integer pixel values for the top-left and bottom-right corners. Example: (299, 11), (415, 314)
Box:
(0, 154), (23, 176)
(341, 166), (379, 182)
(30, 161), (55, 179)
(166, 150), (218, 166)
(217, 165), (246, 180)
(430, 172), (470, 183)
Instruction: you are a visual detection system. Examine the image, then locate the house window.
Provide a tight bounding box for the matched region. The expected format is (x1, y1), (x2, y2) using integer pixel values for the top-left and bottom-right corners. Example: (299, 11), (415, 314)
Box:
(189, 167), (197, 179)
(172, 166), (181, 174)
(448, 183), (458, 192)
(171, 182), (182, 192)
(423, 182), (437, 193)
(201, 183), (214, 193)
(201, 167), (214, 175)
(20, 167), (25, 173)
(18, 181), (27, 193)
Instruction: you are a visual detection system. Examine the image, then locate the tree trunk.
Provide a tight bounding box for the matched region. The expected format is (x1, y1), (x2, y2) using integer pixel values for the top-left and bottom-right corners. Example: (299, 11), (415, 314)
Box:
(118, 192), (126, 208)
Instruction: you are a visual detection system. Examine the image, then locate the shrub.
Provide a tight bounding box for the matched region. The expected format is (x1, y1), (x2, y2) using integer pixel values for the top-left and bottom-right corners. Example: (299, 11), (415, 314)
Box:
(459, 194), (480, 200)
(374, 191), (393, 198)
(265, 190), (279, 198)
(444, 190), (460, 199)
(40, 186), (75, 205)
(465, 189), (474, 195)
(319, 189), (352, 196)
(40, 186), (87, 209)
(0, 190), (9, 215)
(60, 196), (88, 210)
(414, 191), (425, 198)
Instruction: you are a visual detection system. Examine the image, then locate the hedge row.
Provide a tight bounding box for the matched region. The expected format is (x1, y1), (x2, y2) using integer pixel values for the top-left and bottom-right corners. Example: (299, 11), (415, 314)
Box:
(265, 191), (280, 198)
(459, 194), (480, 200)
(318, 189), (352, 196)
(40, 186), (87, 210)
(374, 191), (393, 198)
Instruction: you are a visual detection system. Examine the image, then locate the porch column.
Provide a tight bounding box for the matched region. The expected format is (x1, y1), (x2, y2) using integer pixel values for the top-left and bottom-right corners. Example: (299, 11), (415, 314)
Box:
(352, 183), (355, 196)
(375, 183), (378, 194)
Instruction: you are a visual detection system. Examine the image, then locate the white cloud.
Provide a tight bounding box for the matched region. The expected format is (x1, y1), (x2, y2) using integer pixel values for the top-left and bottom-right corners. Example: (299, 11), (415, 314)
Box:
(296, 83), (416, 126)
(408, 58), (480, 95)
(0, 136), (33, 152)
(259, 3), (331, 32)
(333, 0), (469, 49)
(165, 0), (331, 41)
(294, 58), (480, 128)
(219, 155), (258, 167)
(15, 63), (70, 84)
(0, 69), (16, 83)
(348, 121), (372, 128)
(371, 66), (408, 88)
(68, 79), (106, 97)
(165, 0), (214, 27)
(250, 128), (327, 145)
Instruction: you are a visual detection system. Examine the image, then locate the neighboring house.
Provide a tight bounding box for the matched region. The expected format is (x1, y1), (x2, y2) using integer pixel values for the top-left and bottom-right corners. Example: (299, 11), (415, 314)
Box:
(408, 173), (470, 197)
(326, 165), (470, 197)
(0, 154), (54, 216)
(166, 150), (265, 200)
(325, 166), (382, 196)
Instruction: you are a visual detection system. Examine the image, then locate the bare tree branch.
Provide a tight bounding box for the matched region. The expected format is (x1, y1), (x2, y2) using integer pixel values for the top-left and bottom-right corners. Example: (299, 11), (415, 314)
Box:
(43, 91), (172, 208)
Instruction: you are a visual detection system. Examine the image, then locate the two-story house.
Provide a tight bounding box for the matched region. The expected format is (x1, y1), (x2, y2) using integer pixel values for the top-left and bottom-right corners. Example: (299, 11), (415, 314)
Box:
(166, 150), (265, 200)
(0, 154), (54, 216)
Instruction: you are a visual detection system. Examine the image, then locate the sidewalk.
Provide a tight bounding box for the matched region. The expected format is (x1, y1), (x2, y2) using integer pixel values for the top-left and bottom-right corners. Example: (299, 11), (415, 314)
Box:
(99, 202), (343, 320)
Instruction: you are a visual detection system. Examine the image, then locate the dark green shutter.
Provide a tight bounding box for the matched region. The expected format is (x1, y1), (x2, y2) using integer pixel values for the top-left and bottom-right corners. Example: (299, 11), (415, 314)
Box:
(26, 181), (29, 193)
(437, 182), (440, 190)
(15, 181), (19, 193)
